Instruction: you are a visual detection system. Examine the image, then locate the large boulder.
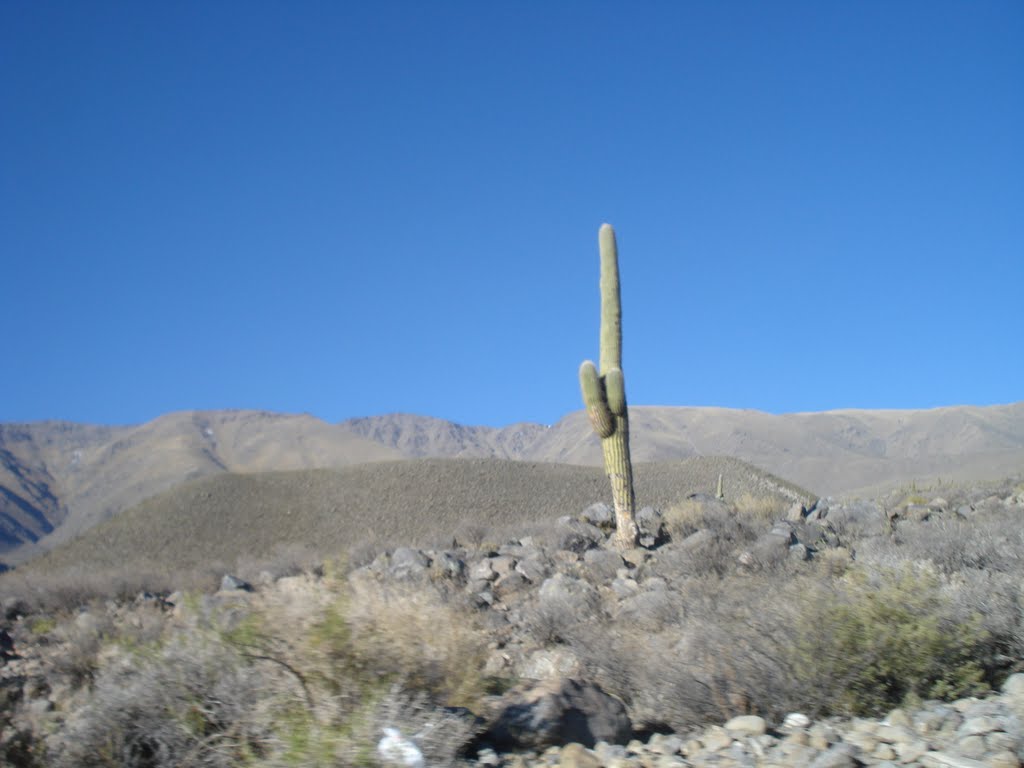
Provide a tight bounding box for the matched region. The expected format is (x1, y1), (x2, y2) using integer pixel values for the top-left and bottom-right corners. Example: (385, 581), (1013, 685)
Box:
(635, 506), (667, 548)
(484, 678), (632, 750)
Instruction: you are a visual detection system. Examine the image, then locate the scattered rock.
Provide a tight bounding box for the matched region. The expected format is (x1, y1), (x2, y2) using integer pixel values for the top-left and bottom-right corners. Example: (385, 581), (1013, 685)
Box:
(219, 574), (254, 592)
(580, 502), (614, 528)
(484, 678), (632, 750)
(389, 547), (431, 579)
(724, 714), (767, 736)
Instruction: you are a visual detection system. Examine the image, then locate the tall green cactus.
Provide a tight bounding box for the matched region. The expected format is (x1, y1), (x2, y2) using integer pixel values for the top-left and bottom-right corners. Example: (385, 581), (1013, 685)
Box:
(579, 223), (637, 548)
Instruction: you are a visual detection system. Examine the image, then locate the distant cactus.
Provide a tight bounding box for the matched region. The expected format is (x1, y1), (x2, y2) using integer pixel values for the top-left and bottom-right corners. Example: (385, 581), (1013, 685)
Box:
(579, 224), (637, 548)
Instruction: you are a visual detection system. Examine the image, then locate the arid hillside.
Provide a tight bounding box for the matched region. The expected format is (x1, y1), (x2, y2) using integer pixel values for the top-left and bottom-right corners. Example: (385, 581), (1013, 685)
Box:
(1, 402), (1021, 563)
(15, 456), (808, 581)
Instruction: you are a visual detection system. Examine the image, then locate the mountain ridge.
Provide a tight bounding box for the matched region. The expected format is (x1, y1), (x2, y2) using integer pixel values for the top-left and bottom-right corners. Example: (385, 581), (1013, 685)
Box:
(1, 401), (1022, 563)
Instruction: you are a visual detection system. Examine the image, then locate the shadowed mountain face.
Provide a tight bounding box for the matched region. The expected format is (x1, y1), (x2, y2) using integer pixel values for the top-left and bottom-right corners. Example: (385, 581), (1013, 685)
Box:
(1, 402), (1022, 563)
(0, 412), (403, 562)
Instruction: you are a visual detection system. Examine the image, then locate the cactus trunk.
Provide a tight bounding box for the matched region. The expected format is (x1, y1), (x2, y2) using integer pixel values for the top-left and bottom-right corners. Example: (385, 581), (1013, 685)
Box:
(580, 224), (636, 548)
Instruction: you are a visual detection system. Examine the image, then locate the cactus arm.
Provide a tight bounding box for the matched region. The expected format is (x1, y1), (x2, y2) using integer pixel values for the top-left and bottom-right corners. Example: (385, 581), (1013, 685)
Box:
(604, 367), (626, 415)
(579, 361), (614, 438)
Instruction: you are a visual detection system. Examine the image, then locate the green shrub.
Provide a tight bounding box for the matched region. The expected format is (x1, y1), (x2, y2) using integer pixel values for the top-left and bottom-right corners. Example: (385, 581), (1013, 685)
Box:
(791, 564), (989, 716)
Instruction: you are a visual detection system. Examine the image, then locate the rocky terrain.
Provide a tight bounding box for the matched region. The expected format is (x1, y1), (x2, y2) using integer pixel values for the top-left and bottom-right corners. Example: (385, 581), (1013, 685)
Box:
(1, 472), (1022, 766)
(2, 402), (1023, 564)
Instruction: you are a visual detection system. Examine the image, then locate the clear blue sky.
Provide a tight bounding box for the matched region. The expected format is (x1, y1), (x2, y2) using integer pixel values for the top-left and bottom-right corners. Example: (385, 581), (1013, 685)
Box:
(2, 2), (1021, 427)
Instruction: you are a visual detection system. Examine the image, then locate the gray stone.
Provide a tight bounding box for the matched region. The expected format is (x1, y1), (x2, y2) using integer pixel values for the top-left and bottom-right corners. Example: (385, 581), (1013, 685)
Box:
(477, 747), (501, 766)
(485, 678), (632, 750)
(219, 574), (254, 592)
(593, 742), (628, 762)
(539, 574), (600, 610)
(700, 726), (732, 751)
(610, 577), (640, 599)
(958, 715), (1000, 737)
(894, 739), (929, 763)
(769, 521), (797, 542)
(515, 557), (550, 583)
(1002, 673), (1024, 698)
(885, 707), (912, 729)
(725, 715), (767, 736)
(650, 733), (684, 755)
(584, 549), (625, 580)
(635, 506), (666, 547)
(783, 712), (811, 729)
(388, 547), (431, 578)
(789, 542), (812, 561)
(919, 751), (992, 768)
(822, 499), (886, 530)
(581, 502), (614, 527)
(556, 519), (605, 553)
(473, 590), (495, 608)
(488, 555), (516, 576)
(559, 742), (602, 768)
(470, 560), (497, 582)
(519, 648), (581, 680)
(809, 743), (859, 768)
(786, 502), (807, 522)
(955, 734), (987, 758)
(432, 552), (465, 579)
(679, 529), (715, 551)
(749, 532), (793, 567)
(494, 571), (528, 595)
(986, 731), (1020, 752)
(989, 751), (1022, 768)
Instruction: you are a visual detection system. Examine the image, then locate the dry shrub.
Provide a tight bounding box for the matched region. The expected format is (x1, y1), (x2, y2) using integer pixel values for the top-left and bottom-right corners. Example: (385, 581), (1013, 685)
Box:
(52, 632), (271, 768)
(814, 546), (854, 577)
(524, 591), (601, 647)
(788, 564), (990, 716)
(336, 686), (481, 767)
(48, 611), (116, 689)
(234, 542), (322, 584)
(654, 501), (764, 579)
(0, 566), (176, 615)
(324, 576), (490, 708)
(857, 505), (1024, 577)
(557, 575), (804, 732)
(662, 498), (706, 539)
(944, 568), (1024, 667)
(733, 492), (783, 524)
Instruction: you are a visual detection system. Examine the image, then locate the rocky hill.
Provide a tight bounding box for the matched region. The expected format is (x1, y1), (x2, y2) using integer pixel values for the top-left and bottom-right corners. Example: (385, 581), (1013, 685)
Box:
(2, 402), (1022, 564)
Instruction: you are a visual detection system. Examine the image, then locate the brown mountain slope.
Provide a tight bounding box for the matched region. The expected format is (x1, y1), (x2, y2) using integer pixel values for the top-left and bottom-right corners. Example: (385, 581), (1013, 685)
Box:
(18, 456), (810, 580)
(351, 403), (1024, 497)
(0, 411), (402, 562)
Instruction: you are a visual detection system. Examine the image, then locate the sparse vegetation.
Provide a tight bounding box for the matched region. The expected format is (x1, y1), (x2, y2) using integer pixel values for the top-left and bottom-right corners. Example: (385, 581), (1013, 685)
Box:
(6, 457), (810, 589)
(2, 464), (1022, 766)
